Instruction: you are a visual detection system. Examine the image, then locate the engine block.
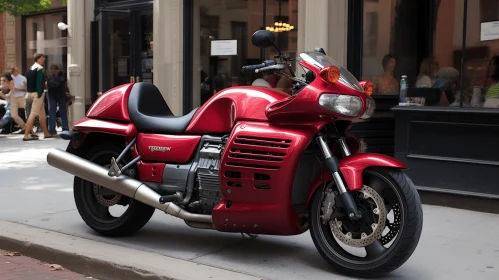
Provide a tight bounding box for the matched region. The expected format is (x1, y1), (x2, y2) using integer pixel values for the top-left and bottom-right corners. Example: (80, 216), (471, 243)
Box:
(196, 142), (224, 213)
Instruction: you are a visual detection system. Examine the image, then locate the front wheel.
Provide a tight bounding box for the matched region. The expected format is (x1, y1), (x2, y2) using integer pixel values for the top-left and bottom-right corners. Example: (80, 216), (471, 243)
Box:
(309, 168), (423, 278)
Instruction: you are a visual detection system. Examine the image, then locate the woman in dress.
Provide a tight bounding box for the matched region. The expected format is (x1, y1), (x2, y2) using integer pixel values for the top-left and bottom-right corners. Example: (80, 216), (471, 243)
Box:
(373, 54), (399, 95)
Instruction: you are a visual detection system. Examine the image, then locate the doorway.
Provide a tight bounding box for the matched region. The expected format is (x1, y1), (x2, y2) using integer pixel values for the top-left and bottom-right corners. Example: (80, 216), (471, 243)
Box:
(94, 9), (153, 95)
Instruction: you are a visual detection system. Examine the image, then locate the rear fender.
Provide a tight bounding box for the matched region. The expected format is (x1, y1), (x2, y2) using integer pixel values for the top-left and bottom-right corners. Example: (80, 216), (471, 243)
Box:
(305, 153), (407, 207)
(67, 118), (137, 153)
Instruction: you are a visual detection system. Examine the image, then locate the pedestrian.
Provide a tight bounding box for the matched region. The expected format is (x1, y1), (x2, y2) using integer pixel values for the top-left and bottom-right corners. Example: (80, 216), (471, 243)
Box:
(9, 67), (27, 133)
(0, 73), (13, 131)
(46, 63), (68, 135)
(23, 53), (53, 141)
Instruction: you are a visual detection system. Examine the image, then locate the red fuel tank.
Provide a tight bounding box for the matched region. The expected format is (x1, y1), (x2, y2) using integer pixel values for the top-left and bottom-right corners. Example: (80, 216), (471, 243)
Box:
(137, 133), (201, 163)
(185, 86), (289, 134)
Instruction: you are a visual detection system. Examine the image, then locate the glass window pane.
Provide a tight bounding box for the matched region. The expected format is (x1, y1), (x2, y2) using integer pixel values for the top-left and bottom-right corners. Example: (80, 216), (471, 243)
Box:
(193, 0), (298, 107)
(362, 0), (469, 107)
(463, 0), (499, 108)
(25, 13), (68, 74)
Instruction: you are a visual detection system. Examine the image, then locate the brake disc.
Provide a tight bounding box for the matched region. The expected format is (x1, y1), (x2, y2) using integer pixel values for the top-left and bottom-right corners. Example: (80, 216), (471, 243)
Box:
(381, 200), (401, 245)
(329, 185), (387, 248)
(93, 184), (122, 207)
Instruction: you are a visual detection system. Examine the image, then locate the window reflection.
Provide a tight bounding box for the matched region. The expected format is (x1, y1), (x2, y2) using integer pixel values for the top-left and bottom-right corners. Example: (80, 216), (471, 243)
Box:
(25, 13), (68, 73)
(361, 0), (499, 108)
(194, 0), (298, 107)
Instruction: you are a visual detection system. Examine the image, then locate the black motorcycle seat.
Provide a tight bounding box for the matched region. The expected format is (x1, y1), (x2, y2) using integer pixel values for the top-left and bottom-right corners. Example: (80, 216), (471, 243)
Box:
(128, 82), (197, 134)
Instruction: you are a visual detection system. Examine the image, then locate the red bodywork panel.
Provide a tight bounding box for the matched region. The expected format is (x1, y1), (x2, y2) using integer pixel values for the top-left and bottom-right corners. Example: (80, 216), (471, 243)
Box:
(86, 83), (134, 122)
(137, 161), (165, 183)
(305, 153), (408, 207)
(70, 118), (137, 149)
(137, 133), (201, 163)
(212, 121), (319, 235)
(185, 87), (289, 134)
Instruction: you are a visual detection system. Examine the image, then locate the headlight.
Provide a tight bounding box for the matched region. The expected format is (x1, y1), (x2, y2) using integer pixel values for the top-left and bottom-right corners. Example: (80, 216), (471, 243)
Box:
(361, 97), (376, 119)
(318, 94), (362, 116)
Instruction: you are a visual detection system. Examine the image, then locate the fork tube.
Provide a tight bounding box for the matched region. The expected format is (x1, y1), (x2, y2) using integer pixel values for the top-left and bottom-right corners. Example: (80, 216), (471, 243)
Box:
(317, 135), (362, 220)
(337, 137), (351, 157)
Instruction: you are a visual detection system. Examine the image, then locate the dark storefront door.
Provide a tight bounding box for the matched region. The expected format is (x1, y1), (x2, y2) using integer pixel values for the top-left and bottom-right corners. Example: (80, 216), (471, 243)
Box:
(94, 8), (153, 95)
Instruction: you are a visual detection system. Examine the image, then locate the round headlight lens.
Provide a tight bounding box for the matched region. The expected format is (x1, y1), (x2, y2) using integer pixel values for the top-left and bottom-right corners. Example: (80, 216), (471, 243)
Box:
(318, 94), (363, 116)
(361, 97), (376, 119)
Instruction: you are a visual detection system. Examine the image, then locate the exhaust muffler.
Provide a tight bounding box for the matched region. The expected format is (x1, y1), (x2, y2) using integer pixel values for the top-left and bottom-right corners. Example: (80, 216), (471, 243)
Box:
(46, 148), (212, 225)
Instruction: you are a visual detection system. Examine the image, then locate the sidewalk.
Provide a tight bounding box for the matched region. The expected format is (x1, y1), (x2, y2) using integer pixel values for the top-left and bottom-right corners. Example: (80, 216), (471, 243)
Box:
(0, 220), (263, 280)
(0, 249), (89, 280)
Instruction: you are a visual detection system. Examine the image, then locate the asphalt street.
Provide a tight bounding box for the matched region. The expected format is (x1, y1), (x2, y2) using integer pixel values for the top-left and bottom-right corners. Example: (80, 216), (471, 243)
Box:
(0, 135), (498, 280)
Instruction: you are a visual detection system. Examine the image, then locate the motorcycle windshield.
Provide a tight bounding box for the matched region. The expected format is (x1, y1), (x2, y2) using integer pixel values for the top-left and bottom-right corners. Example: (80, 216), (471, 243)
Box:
(300, 52), (364, 93)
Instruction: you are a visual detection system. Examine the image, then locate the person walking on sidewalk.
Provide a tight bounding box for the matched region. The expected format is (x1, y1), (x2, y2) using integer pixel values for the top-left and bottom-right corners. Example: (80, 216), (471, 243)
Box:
(47, 63), (68, 136)
(9, 67), (27, 133)
(0, 73), (13, 131)
(23, 53), (52, 141)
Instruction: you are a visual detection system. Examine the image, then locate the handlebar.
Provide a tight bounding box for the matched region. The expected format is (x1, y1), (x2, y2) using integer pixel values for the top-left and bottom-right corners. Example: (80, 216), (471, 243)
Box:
(255, 64), (286, 73)
(241, 60), (275, 73)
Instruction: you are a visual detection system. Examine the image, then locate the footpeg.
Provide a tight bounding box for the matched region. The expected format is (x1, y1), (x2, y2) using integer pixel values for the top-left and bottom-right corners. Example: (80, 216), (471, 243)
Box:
(108, 138), (140, 177)
(108, 157), (121, 177)
(159, 192), (183, 204)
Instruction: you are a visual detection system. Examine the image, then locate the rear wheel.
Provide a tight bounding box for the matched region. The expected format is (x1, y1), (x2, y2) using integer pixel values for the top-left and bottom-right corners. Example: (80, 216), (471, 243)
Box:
(74, 143), (155, 237)
(309, 168), (423, 277)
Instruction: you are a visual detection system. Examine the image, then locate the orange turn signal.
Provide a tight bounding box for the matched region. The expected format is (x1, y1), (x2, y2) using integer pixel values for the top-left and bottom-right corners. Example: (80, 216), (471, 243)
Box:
(319, 66), (340, 84)
(360, 80), (373, 96)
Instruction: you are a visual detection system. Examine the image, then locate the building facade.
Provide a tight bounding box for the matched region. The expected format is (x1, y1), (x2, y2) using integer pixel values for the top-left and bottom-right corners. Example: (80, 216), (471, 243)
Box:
(3, 0), (498, 206)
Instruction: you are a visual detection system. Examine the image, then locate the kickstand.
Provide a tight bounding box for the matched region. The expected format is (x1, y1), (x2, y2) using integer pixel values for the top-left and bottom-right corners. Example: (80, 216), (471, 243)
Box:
(241, 233), (259, 239)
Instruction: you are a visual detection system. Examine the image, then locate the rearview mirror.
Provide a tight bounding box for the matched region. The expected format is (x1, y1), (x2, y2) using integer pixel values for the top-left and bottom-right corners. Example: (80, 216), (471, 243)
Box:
(251, 30), (276, 48)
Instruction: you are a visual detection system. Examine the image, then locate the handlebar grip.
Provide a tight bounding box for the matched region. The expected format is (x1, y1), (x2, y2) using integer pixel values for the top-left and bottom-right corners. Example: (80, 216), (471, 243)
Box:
(241, 60), (275, 73)
(241, 63), (266, 73)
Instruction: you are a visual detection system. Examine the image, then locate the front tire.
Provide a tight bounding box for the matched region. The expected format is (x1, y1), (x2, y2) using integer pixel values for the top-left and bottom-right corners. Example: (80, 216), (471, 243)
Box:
(74, 143), (155, 237)
(309, 168), (423, 278)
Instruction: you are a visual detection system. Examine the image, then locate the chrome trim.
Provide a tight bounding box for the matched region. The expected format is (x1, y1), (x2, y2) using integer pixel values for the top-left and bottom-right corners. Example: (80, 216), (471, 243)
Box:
(333, 172), (348, 194)
(337, 138), (351, 157)
(317, 136), (332, 159)
(47, 148), (212, 224)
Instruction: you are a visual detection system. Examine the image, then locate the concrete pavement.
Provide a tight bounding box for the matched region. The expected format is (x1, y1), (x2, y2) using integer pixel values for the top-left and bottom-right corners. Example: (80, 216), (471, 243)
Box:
(0, 135), (498, 280)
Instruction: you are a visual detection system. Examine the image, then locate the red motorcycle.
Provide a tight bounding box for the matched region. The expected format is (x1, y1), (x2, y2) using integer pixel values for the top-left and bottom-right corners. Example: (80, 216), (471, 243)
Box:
(47, 30), (422, 277)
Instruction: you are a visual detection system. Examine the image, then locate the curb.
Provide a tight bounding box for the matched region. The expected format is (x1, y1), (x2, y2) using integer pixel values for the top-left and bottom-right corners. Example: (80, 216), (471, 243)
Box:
(0, 220), (263, 280)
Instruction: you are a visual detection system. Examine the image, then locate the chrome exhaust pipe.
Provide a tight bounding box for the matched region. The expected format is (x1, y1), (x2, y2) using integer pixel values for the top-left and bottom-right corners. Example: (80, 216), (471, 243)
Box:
(47, 148), (212, 225)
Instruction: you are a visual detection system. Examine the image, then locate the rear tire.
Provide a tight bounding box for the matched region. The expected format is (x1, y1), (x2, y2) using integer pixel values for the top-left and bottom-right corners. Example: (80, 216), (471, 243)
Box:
(309, 168), (423, 278)
(74, 143), (155, 237)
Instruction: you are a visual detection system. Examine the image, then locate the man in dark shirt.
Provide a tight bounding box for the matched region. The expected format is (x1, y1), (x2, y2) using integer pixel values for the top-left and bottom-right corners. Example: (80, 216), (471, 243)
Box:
(23, 53), (52, 141)
(46, 63), (68, 135)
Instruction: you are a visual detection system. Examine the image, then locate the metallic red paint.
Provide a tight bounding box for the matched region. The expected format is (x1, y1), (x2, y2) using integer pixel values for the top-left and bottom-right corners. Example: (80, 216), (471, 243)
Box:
(137, 134), (201, 163)
(212, 121), (319, 235)
(86, 83), (134, 122)
(305, 153), (408, 207)
(185, 86), (289, 134)
(339, 153), (408, 191)
(137, 162), (165, 183)
(265, 61), (370, 125)
(73, 118), (137, 142)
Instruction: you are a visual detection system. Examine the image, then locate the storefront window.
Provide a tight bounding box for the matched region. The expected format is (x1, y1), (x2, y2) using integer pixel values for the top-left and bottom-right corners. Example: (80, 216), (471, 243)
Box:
(25, 13), (68, 74)
(361, 0), (499, 108)
(193, 0), (298, 107)
(462, 0), (499, 108)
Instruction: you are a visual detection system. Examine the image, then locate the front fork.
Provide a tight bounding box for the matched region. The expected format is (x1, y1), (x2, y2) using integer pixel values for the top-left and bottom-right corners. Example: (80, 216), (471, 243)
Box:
(316, 135), (363, 220)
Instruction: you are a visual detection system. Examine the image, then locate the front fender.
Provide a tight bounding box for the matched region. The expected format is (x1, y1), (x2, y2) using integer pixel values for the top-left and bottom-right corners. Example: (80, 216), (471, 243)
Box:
(305, 153), (407, 207)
